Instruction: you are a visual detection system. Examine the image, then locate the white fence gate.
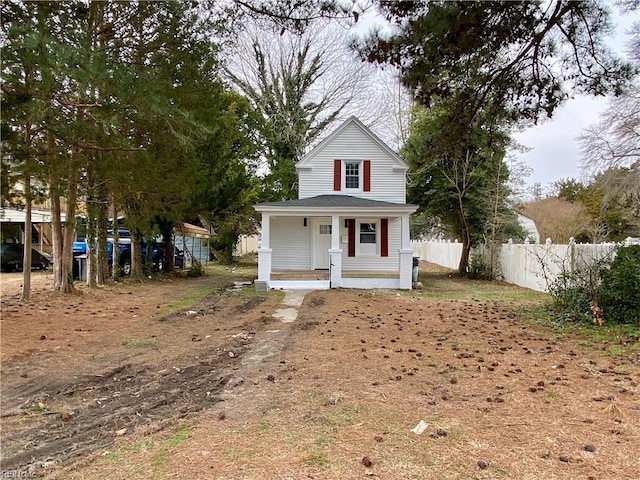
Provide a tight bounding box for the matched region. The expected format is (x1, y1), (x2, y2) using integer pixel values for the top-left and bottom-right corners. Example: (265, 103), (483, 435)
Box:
(411, 239), (621, 292)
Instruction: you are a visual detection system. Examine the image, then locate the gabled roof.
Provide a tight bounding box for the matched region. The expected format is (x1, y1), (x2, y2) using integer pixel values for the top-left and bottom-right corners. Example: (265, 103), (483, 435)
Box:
(296, 116), (409, 170)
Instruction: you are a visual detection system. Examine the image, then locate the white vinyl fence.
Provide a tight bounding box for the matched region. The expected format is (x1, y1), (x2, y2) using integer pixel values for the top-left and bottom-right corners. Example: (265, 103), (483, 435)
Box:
(411, 238), (621, 292)
(411, 239), (463, 270)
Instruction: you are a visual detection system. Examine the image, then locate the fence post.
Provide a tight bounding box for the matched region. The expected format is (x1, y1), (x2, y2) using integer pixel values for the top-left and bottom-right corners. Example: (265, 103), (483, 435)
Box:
(569, 237), (576, 274)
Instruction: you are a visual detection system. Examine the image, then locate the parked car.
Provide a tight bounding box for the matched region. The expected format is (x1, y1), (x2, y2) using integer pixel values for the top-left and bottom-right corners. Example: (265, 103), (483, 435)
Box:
(155, 246), (185, 271)
(73, 232), (184, 276)
(1, 243), (51, 272)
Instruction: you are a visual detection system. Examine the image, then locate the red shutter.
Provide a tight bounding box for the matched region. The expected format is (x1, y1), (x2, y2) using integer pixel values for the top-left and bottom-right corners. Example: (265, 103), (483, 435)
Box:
(347, 219), (355, 257)
(381, 218), (388, 257)
(363, 160), (371, 192)
(333, 159), (341, 191)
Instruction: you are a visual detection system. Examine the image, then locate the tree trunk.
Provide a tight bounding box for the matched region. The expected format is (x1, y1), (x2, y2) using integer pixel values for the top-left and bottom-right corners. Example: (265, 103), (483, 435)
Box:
(61, 189), (77, 292)
(111, 212), (120, 280)
(96, 196), (108, 284)
(458, 235), (471, 275)
(51, 168), (78, 293)
(456, 189), (472, 275)
(20, 174), (33, 303)
(20, 115), (35, 302)
(50, 177), (65, 291)
(131, 230), (143, 277)
(160, 221), (174, 272)
(86, 202), (96, 287)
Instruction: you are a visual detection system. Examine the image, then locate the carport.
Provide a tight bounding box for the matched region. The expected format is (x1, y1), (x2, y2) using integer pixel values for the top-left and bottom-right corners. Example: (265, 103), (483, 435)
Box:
(174, 222), (211, 267)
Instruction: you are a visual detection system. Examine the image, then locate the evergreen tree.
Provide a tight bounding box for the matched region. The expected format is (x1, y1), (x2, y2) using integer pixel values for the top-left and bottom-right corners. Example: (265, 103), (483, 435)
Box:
(402, 103), (518, 274)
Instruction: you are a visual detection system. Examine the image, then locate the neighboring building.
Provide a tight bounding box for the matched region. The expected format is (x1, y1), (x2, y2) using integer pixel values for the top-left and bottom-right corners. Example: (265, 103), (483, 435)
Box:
(254, 116), (417, 291)
(235, 234), (260, 256)
(517, 214), (541, 244)
(0, 207), (64, 254)
(174, 222), (211, 265)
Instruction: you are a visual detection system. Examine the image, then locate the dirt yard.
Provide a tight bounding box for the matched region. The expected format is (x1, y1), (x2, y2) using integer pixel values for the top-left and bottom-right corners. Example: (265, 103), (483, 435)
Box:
(1, 264), (639, 479)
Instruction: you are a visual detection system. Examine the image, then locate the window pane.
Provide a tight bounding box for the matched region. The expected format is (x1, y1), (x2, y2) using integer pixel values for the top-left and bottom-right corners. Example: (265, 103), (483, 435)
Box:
(360, 233), (376, 244)
(359, 223), (376, 244)
(319, 225), (332, 234)
(345, 162), (359, 189)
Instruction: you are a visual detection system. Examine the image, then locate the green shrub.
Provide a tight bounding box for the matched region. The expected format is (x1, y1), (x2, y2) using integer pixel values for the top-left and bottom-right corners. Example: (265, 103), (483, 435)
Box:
(596, 245), (640, 325)
(468, 253), (491, 279)
(187, 259), (205, 278)
(547, 269), (593, 323)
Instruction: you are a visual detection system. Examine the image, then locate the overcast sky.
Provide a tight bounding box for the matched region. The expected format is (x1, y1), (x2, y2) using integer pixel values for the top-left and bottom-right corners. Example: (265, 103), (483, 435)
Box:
(357, 5), (638, 192)
(511, 8), (638, 190)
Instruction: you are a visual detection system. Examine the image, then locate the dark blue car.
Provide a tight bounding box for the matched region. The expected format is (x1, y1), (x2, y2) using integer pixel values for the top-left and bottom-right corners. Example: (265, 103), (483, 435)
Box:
(73, 231), (183, 276)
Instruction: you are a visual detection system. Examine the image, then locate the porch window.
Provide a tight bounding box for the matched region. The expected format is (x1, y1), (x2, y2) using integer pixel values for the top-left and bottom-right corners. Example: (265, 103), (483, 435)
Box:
(358, 221), (377, 256)
(319, 224), (332, 235)
(347, 219), (387, 257)
(359, 223), (376, 243)
(345, 162), (360, 189)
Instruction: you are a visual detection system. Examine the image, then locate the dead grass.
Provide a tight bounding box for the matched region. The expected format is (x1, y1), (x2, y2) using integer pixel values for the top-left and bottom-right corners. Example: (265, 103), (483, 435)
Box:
(3, 261), (639, 479)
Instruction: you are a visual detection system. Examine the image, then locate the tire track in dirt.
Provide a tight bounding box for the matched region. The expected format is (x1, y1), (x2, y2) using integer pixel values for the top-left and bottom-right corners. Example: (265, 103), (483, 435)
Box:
(0, 291), (268, 476)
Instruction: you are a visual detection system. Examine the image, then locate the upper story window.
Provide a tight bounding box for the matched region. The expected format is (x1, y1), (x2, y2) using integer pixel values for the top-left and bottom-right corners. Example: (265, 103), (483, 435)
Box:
(334, 159), (370, 192)
(345, 162), (360, 189)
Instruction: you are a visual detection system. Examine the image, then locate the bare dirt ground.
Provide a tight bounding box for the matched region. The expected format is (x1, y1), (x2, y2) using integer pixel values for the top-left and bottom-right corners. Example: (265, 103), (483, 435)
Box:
(1, 264), (639, 479)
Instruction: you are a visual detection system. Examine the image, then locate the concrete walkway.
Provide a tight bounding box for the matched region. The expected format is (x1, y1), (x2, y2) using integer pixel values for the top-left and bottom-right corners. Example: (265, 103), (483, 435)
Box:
(272, 290), (311, 323)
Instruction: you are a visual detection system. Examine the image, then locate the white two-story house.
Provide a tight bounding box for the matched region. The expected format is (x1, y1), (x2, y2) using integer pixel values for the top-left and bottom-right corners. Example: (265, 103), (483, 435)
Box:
(254, 116), (418, 291)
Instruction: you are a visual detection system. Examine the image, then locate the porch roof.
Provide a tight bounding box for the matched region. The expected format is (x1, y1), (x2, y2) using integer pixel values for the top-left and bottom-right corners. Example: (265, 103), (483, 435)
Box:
(255, 195), (417, 216)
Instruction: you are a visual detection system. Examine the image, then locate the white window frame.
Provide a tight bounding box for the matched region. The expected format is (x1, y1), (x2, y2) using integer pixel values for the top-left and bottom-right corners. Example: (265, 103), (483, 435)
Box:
(319, 224), (332, 235)
(357, 219), (378, 256)
(343, 161), (362, 191)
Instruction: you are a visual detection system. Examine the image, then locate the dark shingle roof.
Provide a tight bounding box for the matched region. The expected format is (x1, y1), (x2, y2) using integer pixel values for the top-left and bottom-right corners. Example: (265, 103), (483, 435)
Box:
(256, 195), (414, 208)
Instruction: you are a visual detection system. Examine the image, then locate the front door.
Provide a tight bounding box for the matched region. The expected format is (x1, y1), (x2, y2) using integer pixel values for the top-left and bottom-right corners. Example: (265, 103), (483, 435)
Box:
(313, 221), (332, 269)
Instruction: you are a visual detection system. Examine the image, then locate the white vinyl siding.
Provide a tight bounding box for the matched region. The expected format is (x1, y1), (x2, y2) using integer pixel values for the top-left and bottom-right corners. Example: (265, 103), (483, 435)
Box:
(341, 217), (402, 272)
(270, 217), (312, 270)
(268, 215), (402, 272)
(298, 122), (406, 203)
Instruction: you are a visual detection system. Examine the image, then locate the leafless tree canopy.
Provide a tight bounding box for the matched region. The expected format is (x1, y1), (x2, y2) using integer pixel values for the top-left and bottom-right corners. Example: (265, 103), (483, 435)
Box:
(222, 19), (396, 158)
(522, 197), (592, 244)
(579, 19), (640, 209)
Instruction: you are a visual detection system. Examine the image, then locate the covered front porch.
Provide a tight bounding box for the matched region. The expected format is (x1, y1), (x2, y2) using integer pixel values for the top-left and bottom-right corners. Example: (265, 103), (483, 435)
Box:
(254, 195), (417, 291)
(268, 269), (405, 290)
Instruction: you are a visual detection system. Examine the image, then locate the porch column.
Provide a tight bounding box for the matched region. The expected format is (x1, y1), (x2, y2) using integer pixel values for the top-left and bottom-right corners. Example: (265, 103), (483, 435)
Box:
(329, 214), (342, 287)
(331, 215), (340, 250)
(398, 213), (413, 289)
(256, 213), (272, 292)
(400, 214), (411, 249)
(261, 213), (270, 249)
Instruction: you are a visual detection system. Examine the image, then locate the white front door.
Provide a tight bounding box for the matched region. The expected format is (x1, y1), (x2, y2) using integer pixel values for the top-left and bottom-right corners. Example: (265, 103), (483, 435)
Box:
(313, 221), (332, 269)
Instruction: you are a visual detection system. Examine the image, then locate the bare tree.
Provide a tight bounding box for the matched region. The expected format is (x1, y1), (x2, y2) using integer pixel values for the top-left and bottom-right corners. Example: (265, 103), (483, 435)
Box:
(222, 19), (386, 199)
(579, 21), (640, 210)
(366, 69), (415, 150)
(522, 197), (592, 244)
